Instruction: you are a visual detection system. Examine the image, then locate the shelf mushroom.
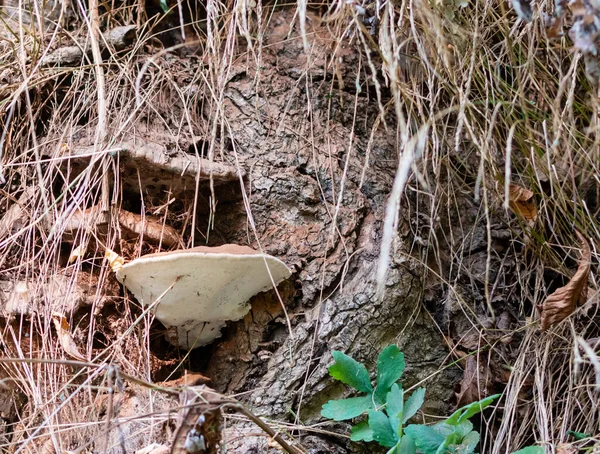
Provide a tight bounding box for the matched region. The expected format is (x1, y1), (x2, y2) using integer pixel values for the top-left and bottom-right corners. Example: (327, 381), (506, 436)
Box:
(114, 245), (292, 350)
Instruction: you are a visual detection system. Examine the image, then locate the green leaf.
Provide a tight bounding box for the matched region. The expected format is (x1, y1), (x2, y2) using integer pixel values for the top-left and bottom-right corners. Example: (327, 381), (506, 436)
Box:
(368, 410), (398, 447)
(350, 421), (374, 442)
(403, 387), (425, 423)
(386, 435), (417, 454)
(511, 447), (545, 454)
(431, 422), (455, 438)
(329, 351), (373, 393)
(435, 441), (450, 454)
(386, 436), (417, 454)
(397, 434), (417, 454)
(454, 420), (474, 439)
(405, 424), (446, 453)
(456, 430), (480, 453)
(446, 394), (501, 426)
(440, 431), (461, 450)
(321, 396), (373, 421)
(158, 0), (169, 13)
(567, 430), (590, 440)
(375, 345), (405, 402)
(386, 383), (404, 436)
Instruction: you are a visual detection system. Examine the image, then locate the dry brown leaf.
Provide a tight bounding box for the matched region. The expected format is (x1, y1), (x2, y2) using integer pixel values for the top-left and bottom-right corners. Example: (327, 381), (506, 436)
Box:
(508, 184), (537, 221)
(51, 312), (86, 362)
(105, 248), (124, 272)
(537, 231), (591, 331)
(569, 0), (588, 16)
(454, 355), (493, 407)
(545, 14), (564, 38)
(68, 244), (87, 264)
(160, 371), (211, 388)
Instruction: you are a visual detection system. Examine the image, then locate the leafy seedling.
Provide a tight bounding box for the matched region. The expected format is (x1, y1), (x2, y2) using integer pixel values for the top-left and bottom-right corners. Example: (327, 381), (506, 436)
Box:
(511, 447), (545, 454)
(404, 393), (501, 454)
(321, 345), (501, 454)
(321, 345), (425, 453)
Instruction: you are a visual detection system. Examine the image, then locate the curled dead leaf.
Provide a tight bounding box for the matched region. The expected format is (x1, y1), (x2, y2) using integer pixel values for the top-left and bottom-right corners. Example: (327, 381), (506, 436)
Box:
(569, 0), (588, 17)
(68, 244), (87, 264)
(105, 249), (124, 272)
(51, 312), (86, 362)
(160, 372), (211, 388)
(508, 184), (537, 221)
(455, 355), (493, 407)
(545, 14), (564, 38)
(537, 231), (591, 330)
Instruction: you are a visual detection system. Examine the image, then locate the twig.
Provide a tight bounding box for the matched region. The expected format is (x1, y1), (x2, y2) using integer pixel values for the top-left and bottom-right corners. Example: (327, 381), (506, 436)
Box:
(224, 403), (308, 454)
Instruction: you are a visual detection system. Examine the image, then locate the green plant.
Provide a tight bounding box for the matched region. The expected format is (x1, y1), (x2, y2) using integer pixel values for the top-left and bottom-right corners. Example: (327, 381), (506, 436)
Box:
(321, 345), (500, 454)
(511, 447), (545, 454)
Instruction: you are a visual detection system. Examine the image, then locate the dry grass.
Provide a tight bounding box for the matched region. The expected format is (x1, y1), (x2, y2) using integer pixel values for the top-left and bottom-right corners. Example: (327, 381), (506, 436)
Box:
(0, 0), (599, 451)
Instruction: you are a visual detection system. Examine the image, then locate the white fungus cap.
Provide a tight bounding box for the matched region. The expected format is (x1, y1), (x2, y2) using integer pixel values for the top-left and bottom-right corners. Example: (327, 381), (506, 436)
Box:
(115, 245), (292, 349)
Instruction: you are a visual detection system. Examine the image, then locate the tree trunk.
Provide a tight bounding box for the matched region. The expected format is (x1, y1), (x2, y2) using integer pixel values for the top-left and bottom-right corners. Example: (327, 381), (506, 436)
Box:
(189, 9), (461, 451)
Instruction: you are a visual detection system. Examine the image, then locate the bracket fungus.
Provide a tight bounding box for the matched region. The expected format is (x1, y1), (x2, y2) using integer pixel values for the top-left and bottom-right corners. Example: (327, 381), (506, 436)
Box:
(61, 139), (244, 200)
(114, 245), (292, 349)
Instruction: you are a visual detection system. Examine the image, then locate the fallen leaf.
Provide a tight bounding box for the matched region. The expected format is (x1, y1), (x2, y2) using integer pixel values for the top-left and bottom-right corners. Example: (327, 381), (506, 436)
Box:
(68, 244), (87, 264)
(51, 312), (86, 362)
(537, 231), (591, 330)
(455, 355), (493, 407)
(161, 371), (211, 388)
(105, 248), (124, 272)
(545, 14), (564, 38)
(569, 0), (588, 17)
(508, 184), (538, 221)
(0, 187), (36, 239)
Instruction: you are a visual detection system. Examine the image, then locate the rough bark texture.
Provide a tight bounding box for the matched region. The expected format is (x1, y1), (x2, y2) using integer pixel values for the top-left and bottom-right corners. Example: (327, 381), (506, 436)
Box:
(0, 7), (467, 453)
(181, 9), (462, 450)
